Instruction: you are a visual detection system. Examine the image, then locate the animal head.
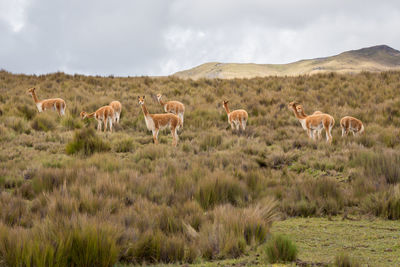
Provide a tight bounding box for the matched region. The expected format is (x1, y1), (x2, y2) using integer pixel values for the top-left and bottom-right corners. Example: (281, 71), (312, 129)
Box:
(288, 101), (298, 110)
(156, 94), (162, 101)
(296, 105), (304, 113)
(27, 87), (36, 95)
(222, 100), (229, 106)
(138, 96), (145, 105)
(80, 111), (87, 119)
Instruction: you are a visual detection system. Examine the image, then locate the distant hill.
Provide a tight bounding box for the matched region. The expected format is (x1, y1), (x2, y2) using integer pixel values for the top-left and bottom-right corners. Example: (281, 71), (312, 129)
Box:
(173, 45), (400, 79)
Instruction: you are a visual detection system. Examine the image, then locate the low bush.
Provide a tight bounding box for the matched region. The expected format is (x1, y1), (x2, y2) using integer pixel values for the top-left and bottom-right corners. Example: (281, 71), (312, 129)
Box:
(265, 234), (298, 263)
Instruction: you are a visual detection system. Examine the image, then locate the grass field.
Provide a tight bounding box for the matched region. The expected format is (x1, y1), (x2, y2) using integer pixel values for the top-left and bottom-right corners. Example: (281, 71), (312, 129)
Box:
(0, 70), (400, 266)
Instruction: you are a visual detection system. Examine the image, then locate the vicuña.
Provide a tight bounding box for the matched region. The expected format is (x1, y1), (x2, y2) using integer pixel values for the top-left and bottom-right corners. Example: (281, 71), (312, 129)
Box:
(296, 104), (324, 140)
(27, 87), (66, 116)
(340, 116), (364, 137)
(288, 101), (335, 143)
(139, 96), (182, 146)
(109, 101), (122, 123)
(80, 106), (115, 132)
(156, 94), (185, 126)
(222, 100), (248, 131)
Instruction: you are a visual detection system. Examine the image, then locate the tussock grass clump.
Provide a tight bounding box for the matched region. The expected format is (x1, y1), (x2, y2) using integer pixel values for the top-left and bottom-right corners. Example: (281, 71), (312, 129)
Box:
(265, 234), (298, 263)
(114, 137), (134, 153)
(353, 150), (400, 184)
(196, 175), (248, 210)
(31, 114), (56, 132)
(3, 116), (30, 134)
(334, 252), (361, 267)
(200, 133), (223, 151)
(17, 104), (36, 120)
(66, 128), (111, 155)
(61, 114), (83, 130)
(0, 221), (119, 267)
(123, 230), (186, 264)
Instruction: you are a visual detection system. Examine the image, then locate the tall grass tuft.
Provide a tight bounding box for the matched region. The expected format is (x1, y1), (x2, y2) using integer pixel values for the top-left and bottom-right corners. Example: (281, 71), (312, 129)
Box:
(264, 234), (298, 263)
(66, 128), (111, 155)
(334, 252), (361, 267)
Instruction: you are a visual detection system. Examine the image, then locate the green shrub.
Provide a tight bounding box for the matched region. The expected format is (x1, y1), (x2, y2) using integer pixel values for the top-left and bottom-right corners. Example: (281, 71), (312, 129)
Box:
(265, 234), (298, 263)
(334, 252), (361, 267)
(66, 128), (111, 155)
(31, 114), (56, 131)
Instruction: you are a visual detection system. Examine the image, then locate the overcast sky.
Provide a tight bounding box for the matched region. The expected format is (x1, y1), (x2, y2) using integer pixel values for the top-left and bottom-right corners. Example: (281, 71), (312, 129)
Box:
(1, 0), (399, 76)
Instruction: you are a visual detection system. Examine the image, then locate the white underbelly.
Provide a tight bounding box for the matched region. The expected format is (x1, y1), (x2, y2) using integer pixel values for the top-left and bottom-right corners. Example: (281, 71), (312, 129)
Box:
(145, 116), (155, 130)
(36, 103), (43, 112)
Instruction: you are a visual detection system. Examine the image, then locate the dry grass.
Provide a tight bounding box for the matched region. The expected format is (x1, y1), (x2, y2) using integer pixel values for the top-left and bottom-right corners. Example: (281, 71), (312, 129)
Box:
(0, 70), (400, 264)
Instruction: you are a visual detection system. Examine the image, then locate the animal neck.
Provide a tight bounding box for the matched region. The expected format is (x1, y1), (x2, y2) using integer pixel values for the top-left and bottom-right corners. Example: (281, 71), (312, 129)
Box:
(31, 91), (40, 103)
(158, 98), (165, 106)
(141, 104), (150, 117)
(86, 112), (95, 118)
(291, 107), (307, 120)
(223, 104), (230, 115)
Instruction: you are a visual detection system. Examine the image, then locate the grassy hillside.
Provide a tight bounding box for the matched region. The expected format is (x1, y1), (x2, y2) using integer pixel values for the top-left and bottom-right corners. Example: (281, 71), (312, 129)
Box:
(174, 45), (400, 79)
(0, 70), (400, 265)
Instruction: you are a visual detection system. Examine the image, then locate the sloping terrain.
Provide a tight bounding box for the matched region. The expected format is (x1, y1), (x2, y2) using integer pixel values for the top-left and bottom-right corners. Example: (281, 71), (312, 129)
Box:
(174, 45), (400, 79)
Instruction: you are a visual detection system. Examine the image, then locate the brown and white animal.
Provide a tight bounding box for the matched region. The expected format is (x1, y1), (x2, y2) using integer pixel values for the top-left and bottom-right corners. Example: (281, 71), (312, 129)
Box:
(27, 87), (66, 116)
(109, 101), (122, 123)
(80, 106), (115, 132)
(296, 105), (324, 140)
(222, 100), (248, 131)
(156, 94), (185, 126)
(340, 116), (364, 137)
(288, 101), (335, 143)
(139, 96), (182, 146)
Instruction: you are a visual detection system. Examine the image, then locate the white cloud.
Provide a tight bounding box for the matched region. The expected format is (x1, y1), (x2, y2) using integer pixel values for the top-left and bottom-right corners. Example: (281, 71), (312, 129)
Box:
(0, 0), (29, 32)
(0, 0), (400, 76)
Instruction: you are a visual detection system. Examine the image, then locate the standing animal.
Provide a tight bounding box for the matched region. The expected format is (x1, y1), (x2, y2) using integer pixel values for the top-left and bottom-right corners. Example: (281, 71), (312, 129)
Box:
(109, 101), (122, 123)
(288, 101), (335, 143)
(222, 100), (248, 131)
(156, 94), (185, 126)
(138, 96), (182, 146)
(340, 116), (364, 137)
(296, 105), (324, 140)
(80, 106), (115, 132)
(27, 87), (66, 116)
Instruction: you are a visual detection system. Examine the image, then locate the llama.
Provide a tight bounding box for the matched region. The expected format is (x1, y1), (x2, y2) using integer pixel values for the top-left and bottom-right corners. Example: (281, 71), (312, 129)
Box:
(80, 106), (115, 132)
(288, 101), (335, 143)
(27, 87), (66, 116)
(138, 96), (182, 146)
(156, 94), (185, 126)
(109, 101), (122, 123)
(222, 100), (248, 131)
(296, 105), (324, 140)
(340, 116), (364, 137)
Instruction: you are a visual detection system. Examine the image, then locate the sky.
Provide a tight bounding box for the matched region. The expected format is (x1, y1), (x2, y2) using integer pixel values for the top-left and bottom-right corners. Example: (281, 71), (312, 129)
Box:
(1, 0), (400, 76)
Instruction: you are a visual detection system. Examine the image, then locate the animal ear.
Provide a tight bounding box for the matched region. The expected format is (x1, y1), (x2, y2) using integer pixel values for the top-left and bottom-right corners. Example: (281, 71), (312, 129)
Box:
(143, 96), (145, 99)
(137, 96), (140, 99)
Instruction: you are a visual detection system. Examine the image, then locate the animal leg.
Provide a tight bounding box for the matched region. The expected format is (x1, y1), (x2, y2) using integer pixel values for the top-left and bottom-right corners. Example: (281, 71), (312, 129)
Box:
(97, 121), (102, 131)
(341, 127), (345, 137)
(109, 118), (113, 132)
(241, 119), (247, 130)
(171, 127), (178, 147)
(103, 119), (107, 132)
(153, 129), (159, 144)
